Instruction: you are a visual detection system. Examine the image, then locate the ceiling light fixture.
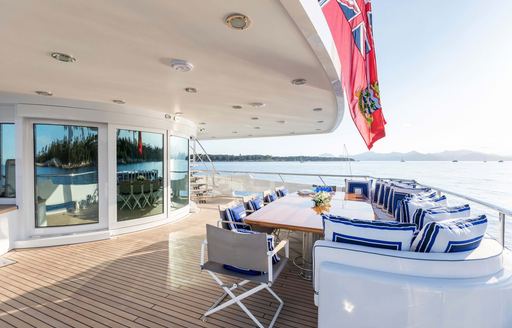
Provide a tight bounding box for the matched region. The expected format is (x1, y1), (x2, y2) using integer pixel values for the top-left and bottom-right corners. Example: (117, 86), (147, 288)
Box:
(313, 107), (323, 112)
(199, 122), (207, 125)
(276, 120), (286, 124)
(170, 59), (194, 72)
(251, 117), (259, 120)
(232, 131), (238, 134)
(184, 87), (197, 93)
(199, 128), (206, 133)
(50, 52), (77, 63)
(35, 90), (53, 96)
(225, 13), (251, 30)
(165, 114), (172, 119)
(317, 120), (324, 123)
(112, 99), (125, 104)
(249, 102), (266, 108)
(316, 128), (322, 131)
(254, 126), (261, 130)
(291, 78), (307, 85)
(232, 105), (243, 109)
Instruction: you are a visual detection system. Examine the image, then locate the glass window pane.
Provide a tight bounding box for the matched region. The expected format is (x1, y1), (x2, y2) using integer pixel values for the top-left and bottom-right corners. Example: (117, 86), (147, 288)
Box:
(170, 136), (189, 209)
(34, 124), (99, 227)
(0, 123), (15, 198)
(117, 129), (164, 221)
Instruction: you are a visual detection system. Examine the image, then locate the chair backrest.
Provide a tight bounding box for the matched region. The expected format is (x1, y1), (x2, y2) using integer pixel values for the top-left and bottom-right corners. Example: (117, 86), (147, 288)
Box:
(218, 200), (240, 229)
(206, 224), (269, 272)
(313, 184), (337, 192)
(242, 193), (260, 210)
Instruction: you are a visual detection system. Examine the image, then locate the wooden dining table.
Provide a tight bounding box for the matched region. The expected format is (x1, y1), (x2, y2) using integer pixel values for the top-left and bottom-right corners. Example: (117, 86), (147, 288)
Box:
(244, 191), (375, 280)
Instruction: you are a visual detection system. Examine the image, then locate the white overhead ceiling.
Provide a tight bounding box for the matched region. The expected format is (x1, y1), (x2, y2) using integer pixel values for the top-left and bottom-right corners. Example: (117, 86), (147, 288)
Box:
(0, 0), (342, 139)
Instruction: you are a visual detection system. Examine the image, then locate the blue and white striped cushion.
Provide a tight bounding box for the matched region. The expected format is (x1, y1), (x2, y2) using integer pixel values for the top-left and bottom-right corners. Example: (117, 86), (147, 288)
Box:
(413, 204), (470, 230)
(346, 180), (372, 198)
(277, 188), (289, 197)
(248, 197), (264, 211)
(322, 215), (417, 251)
(265, 192), (277, 203)
(411, 215), (487, 253)
(387, 186), (431, 215)
(226, 204), (248, 230)
(398, 195), (447, 223)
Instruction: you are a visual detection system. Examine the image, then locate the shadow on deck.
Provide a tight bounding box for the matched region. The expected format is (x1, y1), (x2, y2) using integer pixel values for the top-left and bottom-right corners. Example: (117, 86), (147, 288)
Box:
(0, 200), (317, 327)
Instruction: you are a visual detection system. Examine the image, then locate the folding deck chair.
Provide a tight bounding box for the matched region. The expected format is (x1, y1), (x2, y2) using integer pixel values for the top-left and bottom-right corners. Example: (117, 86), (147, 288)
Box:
(200, 224), (289, 328)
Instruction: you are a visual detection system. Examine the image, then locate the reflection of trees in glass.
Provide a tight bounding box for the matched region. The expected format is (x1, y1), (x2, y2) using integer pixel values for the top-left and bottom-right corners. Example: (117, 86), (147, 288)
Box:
(35, 129), (98, 168)
(117, 137), (163, 164)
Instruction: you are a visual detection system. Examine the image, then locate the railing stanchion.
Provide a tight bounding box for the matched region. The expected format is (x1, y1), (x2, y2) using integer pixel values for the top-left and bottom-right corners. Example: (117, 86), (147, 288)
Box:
(278, 174), (285, 183)
(499, 212), (506, 247)
(319, 176), (326, 186)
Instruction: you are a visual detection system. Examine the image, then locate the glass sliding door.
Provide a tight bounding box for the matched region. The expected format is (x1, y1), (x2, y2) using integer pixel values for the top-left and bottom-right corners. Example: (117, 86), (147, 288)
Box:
(169, 136), (189, 209)
(34, 124), (99, 227)
(116, 129), (164, 221)
(0, 123), (15, 198)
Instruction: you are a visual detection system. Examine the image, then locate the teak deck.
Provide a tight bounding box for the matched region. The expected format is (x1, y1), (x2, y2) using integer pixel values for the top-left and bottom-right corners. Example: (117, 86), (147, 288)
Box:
(0, 200), (317, 328)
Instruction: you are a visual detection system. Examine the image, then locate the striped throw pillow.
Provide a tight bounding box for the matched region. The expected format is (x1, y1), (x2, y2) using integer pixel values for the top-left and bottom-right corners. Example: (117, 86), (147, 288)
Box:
(412, 215), (487, 253)
(226, 204), (248, 230)
(413, 204), (470, 230)
(322, 215), (417, 251)
(397, 195), (447, 223)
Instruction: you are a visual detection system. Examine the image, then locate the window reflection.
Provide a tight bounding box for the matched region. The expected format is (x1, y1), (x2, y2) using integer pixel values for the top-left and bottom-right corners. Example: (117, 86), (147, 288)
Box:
(0, 123), (15, 198)
(117, 129), (164, 221)
(170, 136), (189, 209)
(34, 124), (99, 227)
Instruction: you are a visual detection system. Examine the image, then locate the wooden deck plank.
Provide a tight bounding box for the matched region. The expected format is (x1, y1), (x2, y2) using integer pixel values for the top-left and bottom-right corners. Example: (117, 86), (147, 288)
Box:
(0, 203), (318, 327)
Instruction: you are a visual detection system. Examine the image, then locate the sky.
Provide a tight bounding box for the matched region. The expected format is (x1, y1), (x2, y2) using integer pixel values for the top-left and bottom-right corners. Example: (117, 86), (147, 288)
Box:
(202, 0), (512, 157)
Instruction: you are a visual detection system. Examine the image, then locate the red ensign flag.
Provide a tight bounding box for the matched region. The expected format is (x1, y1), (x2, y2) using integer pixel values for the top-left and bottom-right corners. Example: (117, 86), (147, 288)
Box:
(320, 0), (386, 149)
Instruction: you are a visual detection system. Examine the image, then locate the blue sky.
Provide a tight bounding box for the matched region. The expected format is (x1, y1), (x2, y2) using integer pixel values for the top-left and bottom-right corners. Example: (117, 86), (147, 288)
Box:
(202, 0), (512, 156)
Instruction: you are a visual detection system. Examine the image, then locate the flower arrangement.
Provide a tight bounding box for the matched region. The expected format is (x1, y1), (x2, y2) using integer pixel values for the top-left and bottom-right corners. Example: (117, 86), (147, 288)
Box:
(136, 175), (146, 181)
(312, 191), (332, 207)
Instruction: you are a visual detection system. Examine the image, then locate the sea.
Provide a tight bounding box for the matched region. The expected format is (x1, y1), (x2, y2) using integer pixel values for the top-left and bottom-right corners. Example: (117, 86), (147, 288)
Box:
(204, 161), (512, 248)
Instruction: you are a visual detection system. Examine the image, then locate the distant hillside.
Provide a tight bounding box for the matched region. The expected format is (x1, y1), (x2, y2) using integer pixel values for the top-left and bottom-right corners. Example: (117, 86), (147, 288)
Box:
(353, 150), (511, 161)
(206, 154), (354, 162)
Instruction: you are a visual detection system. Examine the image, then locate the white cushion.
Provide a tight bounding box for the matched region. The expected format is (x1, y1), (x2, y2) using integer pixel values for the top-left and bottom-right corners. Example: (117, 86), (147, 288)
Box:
(412, 215), (487, 253)
(398, 195), (447, 223)
(323, 215), (417, 251)
(413, 204), (470, 230)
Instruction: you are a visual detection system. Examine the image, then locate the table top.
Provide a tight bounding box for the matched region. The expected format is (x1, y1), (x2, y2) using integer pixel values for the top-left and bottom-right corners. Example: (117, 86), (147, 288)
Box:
(244, 192), (375, 234)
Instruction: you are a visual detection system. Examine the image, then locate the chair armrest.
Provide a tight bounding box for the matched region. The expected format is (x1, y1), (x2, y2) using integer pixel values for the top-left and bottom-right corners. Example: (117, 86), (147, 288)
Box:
(268, 239), (289, 259)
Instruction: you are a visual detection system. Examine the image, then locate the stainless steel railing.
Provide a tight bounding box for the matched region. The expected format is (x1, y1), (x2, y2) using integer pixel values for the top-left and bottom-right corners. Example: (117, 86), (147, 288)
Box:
(194, 168), (512, 248)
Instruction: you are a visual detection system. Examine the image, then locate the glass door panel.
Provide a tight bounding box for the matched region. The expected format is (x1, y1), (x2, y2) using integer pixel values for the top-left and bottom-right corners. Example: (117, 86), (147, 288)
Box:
(169, 136), (189, 209)
(34, 124), (99, 227)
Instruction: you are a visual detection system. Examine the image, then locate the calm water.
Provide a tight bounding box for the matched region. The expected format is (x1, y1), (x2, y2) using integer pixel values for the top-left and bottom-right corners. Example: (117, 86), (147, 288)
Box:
(202, 161), (512, 247)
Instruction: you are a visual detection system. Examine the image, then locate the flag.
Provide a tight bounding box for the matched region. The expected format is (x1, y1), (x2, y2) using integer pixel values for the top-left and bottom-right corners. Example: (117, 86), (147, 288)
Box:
(320, 0), (386, 149)
(138, 131), (143, 156)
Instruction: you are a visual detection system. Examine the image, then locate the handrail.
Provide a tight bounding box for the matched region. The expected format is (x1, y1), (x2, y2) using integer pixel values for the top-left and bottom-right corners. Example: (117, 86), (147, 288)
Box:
(192, 138), (218, 175)
(193, 168), (512, 216)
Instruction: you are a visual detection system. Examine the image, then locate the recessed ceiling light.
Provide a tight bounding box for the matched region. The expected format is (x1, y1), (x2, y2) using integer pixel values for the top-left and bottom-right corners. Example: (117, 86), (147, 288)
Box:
(317, 120), (324, 123)
(170, 59), (194, 72)
(50, 52), (76, 63)
(276, 120), (286, 124)
(199, 122), (207, 125)
(184, 87), (197, 93)
(249, 102), (266, 108)
(290, 132), (296, 135)
(251, 117), (259, 120)
(165, 114), (172, 119)
(316, 128), (322, 131)
(232, 105), (243, 109)
(232, 131), (238, 134)
(199, 128), (206, 133)
(313, 107), (323, 112)
(112, 99), (125, 104)
(248, 134), (253, 137)
(291, 78), (307, 85)
(254, 126), (261, 129)
(35, 90), (53, 96)
(225, 13), (251, 30)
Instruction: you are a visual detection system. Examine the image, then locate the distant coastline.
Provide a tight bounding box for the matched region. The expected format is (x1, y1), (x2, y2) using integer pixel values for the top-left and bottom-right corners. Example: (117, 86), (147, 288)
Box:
(204, 154), (354, 162)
